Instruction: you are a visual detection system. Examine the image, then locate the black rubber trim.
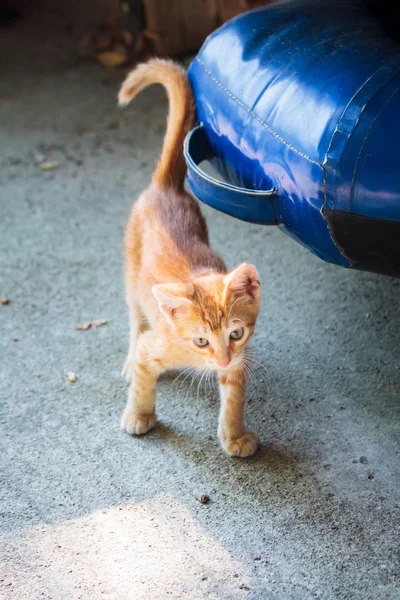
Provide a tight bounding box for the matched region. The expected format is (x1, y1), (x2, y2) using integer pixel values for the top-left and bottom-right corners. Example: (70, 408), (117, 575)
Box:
(324, 209), (400, 277)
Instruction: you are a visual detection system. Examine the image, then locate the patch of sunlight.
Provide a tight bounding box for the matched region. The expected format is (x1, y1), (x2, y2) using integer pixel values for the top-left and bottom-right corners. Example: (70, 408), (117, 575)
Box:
(1, 494), (250, 599)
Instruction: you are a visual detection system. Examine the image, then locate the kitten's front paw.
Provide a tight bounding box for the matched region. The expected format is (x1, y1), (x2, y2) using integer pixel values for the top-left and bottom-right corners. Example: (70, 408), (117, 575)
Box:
(121, 358), (135, 382)
(121, 410), (157, 435)
(219, 430), (259, 458)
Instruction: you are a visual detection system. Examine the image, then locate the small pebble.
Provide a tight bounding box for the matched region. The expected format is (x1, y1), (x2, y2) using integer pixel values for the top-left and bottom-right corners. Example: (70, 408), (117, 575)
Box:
(193, 492), (210, 504)
(66, 371), (77, 383)
(359, 456), (369, 464)
(39, 160), (59, 171)
(0, 297), (10, 305)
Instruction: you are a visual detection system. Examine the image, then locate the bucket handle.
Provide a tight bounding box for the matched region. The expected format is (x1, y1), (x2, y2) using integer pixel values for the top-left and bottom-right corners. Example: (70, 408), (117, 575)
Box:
(184, 123), (280, 225)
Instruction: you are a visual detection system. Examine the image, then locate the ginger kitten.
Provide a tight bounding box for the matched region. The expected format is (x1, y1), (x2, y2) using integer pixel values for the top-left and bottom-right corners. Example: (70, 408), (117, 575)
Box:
(118, 59), (261, 457)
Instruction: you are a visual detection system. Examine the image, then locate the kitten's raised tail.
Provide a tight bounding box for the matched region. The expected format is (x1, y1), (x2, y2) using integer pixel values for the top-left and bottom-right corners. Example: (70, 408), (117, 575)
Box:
(119, 59), (195, 191)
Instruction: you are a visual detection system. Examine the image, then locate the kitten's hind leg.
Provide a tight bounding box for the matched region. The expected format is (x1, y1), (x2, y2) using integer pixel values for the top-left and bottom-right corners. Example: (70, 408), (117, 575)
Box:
(121, 300), (147, 381)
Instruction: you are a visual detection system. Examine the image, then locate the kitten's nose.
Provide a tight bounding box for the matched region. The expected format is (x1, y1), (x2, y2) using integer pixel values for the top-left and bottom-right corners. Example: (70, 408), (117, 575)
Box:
(217, 359), (230, 368)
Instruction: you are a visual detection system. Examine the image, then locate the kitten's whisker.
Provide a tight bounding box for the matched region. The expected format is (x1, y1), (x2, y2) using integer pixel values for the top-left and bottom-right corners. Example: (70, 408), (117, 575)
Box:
(245, 356), (275, 379)
(177, 367), (198, 391)
(240, 362), (253, 388)
(243, 357), (267, 379)
(240, 361), (261, 397)
(197, 367), (210, 402)
(170, 366), (195, 389)
(204, 368), (211, 394)
(246, 350), (285, 378)
(207, 369), (215, 394)
(242, 355), (273, 396)
(241, 359), (259, 393)
(247, 364), (259, 390)
(185, 367), (203, 401)
(249, 362), (274, 388)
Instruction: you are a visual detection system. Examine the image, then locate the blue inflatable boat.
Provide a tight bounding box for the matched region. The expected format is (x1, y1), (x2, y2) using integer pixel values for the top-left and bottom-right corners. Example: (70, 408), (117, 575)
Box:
(184, 0), (400, 277)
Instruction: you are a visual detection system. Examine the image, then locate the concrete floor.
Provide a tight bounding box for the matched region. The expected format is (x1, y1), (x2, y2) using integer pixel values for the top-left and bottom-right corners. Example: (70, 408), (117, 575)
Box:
(1, 5), (399, 600)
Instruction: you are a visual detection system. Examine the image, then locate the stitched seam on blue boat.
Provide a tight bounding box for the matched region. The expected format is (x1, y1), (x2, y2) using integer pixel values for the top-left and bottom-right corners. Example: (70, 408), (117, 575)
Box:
(325, 76), (374, 160)
(349, 86), (399, 210)
(196, 58), (323, 169)
(325, 59), (400, 160)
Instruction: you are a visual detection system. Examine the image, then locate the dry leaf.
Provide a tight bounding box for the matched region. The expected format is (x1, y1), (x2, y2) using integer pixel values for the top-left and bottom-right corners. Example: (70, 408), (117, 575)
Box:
(76, 319), (107, 331)
(142, 28), (163, 42)
(0, 297), (10, 305)
(96, 49), (128, 68)
(113, 43), (128, 56)
(39, 161), (59, 171)
(121, 29), (133, 46)
(66, 372), (77, 383)
(79, 12), (133, 67)
(95, 33), (112, 51)
(13, 414), (21, 419)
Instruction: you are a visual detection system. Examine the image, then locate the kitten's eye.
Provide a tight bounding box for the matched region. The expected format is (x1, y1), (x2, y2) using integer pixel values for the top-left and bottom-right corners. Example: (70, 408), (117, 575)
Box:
(193, 337), (209, 347)
(230, 327), (244, 340)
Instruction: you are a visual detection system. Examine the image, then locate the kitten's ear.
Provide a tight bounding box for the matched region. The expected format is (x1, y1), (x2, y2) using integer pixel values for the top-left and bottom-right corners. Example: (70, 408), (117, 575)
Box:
(223, 263), (260, 302)
(152, 283), (193, 321)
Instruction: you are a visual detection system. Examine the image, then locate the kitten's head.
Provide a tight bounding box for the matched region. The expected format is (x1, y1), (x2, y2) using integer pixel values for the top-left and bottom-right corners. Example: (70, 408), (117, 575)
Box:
(152, 263), (260, 371)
